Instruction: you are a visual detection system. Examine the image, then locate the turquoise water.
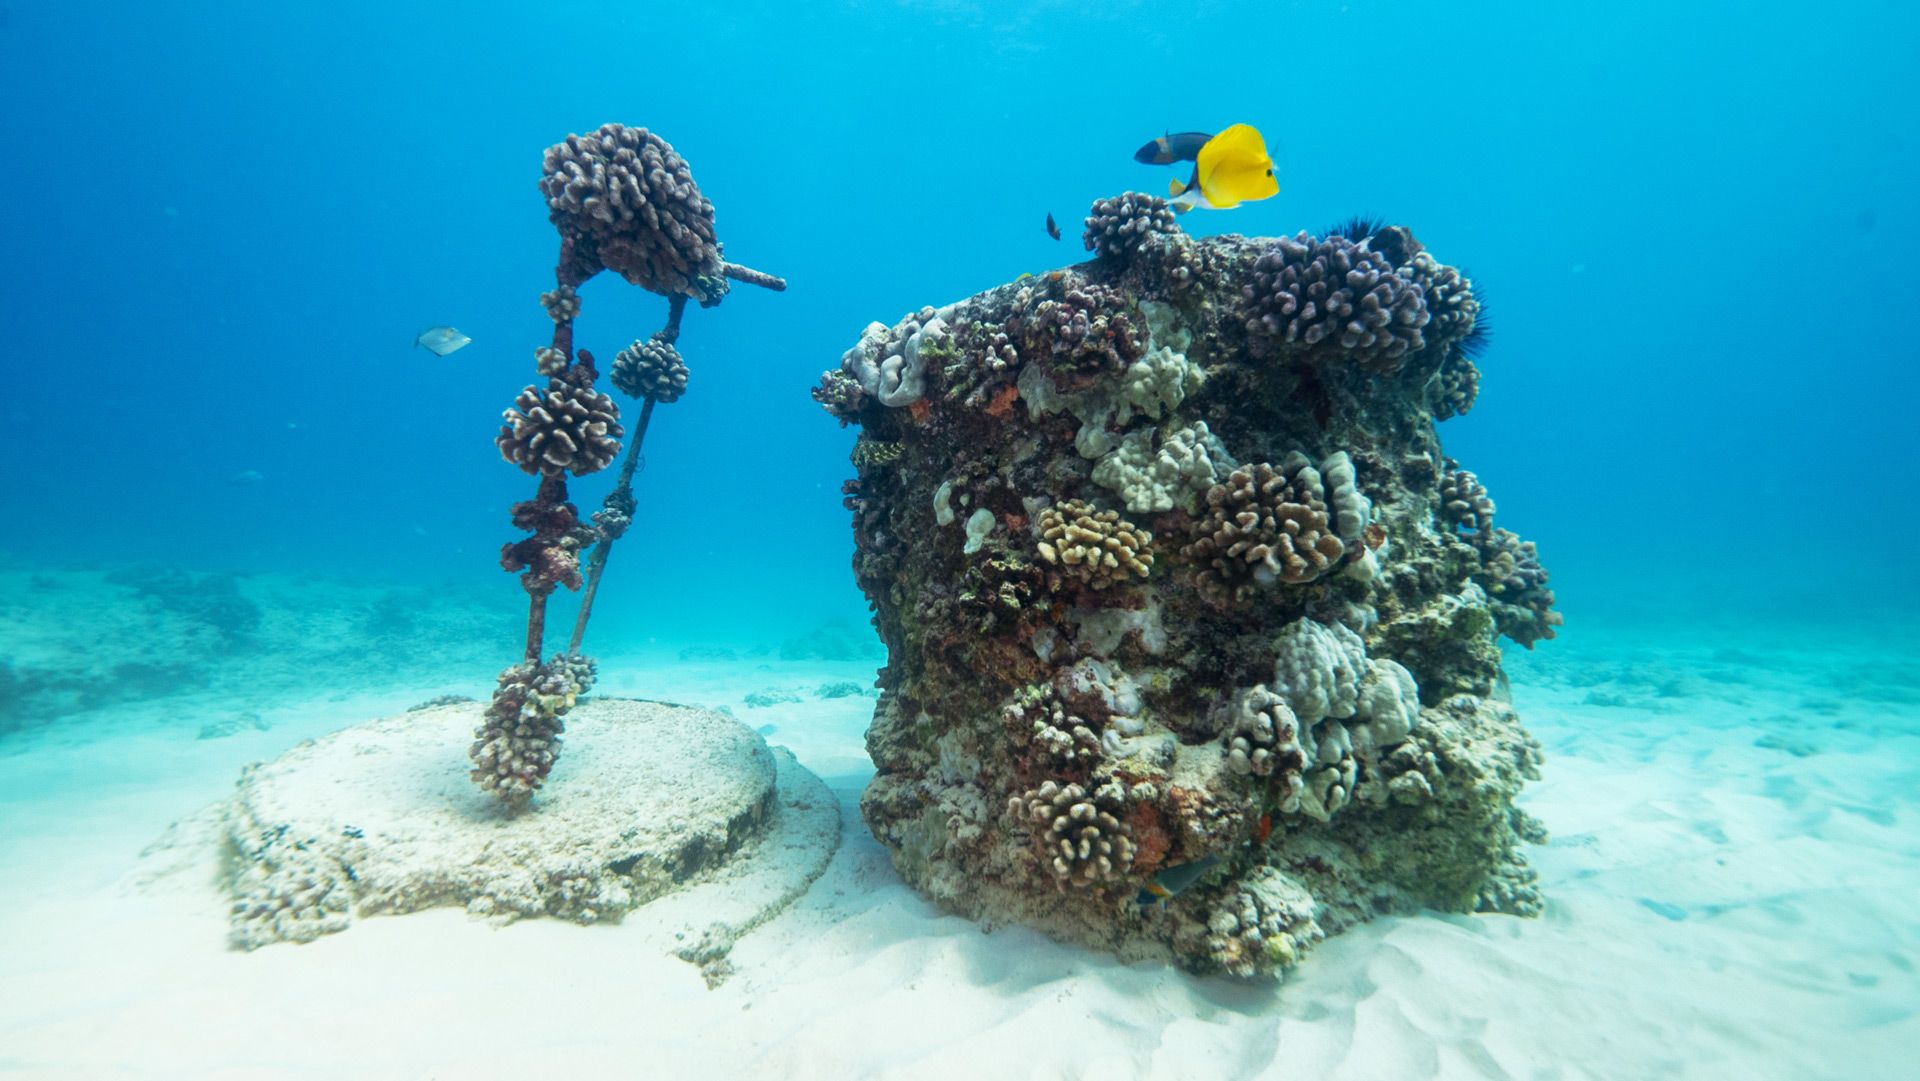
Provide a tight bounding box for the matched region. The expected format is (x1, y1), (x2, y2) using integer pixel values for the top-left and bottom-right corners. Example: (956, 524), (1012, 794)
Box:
(5, 1), (1915, 642)
(2, 2), (1917, 1077)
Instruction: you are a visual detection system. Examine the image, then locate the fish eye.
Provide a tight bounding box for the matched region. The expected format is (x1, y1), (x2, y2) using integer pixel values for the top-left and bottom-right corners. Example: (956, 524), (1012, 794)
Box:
(1265, 168), (1273, 176)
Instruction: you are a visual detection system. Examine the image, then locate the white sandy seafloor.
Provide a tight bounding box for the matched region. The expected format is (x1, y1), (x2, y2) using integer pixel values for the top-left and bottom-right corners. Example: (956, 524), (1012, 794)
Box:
(1, 572), (1916, 1080)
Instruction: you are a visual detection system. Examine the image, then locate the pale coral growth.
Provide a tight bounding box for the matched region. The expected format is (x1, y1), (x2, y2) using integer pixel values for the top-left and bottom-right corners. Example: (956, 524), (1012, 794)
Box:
(1035, 500), (1154, 590)
(1010, 780), (1138, 888)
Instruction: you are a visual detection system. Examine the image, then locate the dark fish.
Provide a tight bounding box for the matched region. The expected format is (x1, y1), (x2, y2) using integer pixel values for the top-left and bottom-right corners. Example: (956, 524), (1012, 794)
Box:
(414, 325), (471, 356)
(1045, 212), (1061, 241)
(1135, 854), (1224, 906)
(1133, 131), (1213, 166)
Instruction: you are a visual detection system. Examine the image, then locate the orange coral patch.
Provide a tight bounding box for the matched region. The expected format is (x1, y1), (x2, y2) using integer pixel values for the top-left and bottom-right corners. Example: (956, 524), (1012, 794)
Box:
(908, 399), (930, 423)
(1130, 801), (1171, 872)
(1003, 513), (1027, 533)
(983, 383), (1021, 419)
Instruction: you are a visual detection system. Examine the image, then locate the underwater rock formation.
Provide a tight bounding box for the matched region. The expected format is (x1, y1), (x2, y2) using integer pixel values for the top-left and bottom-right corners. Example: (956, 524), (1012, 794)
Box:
(816, 204), (1557, 976)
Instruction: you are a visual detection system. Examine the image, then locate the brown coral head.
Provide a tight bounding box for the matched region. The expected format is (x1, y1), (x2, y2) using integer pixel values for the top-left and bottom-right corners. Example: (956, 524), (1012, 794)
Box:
(1438, 460), (1497, 533)
(1470, 527), (1561, 648)
(469, 653), (597, 807)
(1035, 500), (1154, 591)
(1432, 354), (1481, 420)
(539, 124), (724, 300)
(499, 537), (582, 595)
(1018, 283), (1146, 374)
(508, 492), (580, 536)
(610, 337), (690, 403)
(1243, 231), (1430, 369)
(1403, 252), (1478, 356)
(540, 286), (581, 324)
(1083, 192), (1181, 259)
(1014, 780), (1138, 889)
(1183, 457), (1348, 588)
(497, 379), (624, 478)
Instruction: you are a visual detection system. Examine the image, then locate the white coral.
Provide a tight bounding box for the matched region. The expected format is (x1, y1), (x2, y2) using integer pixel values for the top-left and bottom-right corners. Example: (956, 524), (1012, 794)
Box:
(1270, 619), (1369, 726)
(1266, 620), (1424, 822)
(1116, 344), (1203, 424)
(1224, 684), (1302, 785)
(840, 315), (949, 408)
(1353, 659), (1419, 752)
(1318, 450), (1371, 549)
(1091, 421), (1236, 514)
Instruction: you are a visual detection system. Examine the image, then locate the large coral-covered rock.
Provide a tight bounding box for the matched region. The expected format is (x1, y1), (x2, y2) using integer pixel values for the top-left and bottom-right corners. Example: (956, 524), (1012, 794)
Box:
(819, 207), (1552, 976)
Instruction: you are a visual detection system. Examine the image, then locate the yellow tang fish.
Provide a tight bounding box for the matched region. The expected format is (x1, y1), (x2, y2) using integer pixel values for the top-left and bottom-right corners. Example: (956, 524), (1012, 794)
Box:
(1140, 124), (1279, 213)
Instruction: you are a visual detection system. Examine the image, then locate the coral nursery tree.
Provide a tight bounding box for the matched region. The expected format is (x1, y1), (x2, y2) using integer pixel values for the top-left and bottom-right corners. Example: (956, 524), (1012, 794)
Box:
(469, 124), (784, 808)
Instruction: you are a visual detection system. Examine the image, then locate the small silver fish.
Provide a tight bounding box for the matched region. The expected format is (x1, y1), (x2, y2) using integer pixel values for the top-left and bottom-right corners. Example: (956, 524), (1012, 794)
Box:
(414, 325), (471, 356)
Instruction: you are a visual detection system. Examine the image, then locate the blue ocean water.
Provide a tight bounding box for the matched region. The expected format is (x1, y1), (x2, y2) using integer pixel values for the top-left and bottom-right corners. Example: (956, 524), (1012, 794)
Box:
(5, 1), (1914, 648)
(2, 5), (1919, 1075)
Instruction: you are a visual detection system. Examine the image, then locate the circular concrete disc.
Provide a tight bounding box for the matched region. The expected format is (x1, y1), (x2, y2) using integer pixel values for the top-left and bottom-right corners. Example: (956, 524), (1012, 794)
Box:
(225, 698), (831, 950)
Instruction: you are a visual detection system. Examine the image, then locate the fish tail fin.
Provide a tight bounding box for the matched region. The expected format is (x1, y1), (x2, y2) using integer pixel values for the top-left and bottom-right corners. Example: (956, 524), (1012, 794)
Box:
(1168, 167), (1203, 213)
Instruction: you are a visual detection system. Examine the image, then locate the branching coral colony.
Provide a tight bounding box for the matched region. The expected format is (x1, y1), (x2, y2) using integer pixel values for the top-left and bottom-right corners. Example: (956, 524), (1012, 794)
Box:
(815, 194), (1561, 976)
(471, 124), (784, 808)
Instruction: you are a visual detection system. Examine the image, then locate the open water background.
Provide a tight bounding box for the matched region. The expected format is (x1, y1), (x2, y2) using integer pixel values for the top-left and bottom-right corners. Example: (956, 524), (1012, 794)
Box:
(2, 0), (1914, 645)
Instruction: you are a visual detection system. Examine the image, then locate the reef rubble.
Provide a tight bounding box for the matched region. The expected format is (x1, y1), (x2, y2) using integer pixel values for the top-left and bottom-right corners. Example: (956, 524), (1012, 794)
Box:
(815, 198), (1560, 976)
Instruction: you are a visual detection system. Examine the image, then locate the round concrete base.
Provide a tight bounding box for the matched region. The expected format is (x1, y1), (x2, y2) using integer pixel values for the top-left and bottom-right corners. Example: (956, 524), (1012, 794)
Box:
(223, 697), (838, 958)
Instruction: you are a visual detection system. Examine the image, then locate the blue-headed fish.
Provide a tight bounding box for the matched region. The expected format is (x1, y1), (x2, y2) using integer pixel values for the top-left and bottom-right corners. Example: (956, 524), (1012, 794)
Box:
(1133, 124), (1279, 213)
(1133, 131), (1214, 166)
(1135, 854), (1225, 907)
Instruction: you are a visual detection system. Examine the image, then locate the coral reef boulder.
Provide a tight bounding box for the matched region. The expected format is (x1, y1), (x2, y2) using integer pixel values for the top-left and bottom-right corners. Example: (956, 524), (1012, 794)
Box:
(819, 209), (1552, 976)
